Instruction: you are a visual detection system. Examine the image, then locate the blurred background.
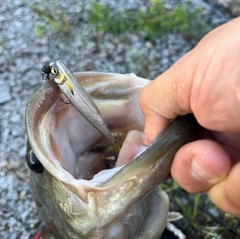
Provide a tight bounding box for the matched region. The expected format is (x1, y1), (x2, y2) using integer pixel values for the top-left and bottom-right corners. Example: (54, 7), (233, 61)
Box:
(0, 0), (240, 238)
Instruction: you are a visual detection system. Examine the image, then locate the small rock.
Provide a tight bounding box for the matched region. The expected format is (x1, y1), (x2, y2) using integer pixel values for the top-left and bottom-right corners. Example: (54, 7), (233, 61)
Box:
(1, 128), (10, 143)
(26, 219), (40, 228)
(162, 49), (170, 58)
(10, 114), (21, 124)
(0, 172), (20, 189)
(145, 41), (152, 49)
(161, 57), (170, 66)
(19, 146), (26, 158)
(7, 190), (18, 202)
(8, 217), (17, 227)
(11, 127), (22, 137)
(208, 208), (220, 217)
(9, 233), (19, 239)
(20, 232), (31, 239)
(20, 210), (30, 222)
(0, 81), (11, 104)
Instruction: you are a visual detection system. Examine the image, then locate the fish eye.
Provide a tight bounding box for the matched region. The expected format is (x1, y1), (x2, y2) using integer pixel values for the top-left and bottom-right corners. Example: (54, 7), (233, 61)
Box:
(51, 67), (58, 75)
(26, 150), (44, 174)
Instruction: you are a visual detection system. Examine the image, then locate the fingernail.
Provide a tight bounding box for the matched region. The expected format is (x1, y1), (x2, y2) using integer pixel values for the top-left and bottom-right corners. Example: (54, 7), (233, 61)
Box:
(191, 157), (215, 181)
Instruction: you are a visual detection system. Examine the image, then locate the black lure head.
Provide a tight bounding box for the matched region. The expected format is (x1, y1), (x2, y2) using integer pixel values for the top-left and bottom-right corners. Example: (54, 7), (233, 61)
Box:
(41, 62), (60, 81)
(41, 63), (51, 81)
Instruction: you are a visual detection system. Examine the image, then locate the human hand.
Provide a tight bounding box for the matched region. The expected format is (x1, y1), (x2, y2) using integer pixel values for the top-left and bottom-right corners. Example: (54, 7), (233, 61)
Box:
(139, 17), (240, 216)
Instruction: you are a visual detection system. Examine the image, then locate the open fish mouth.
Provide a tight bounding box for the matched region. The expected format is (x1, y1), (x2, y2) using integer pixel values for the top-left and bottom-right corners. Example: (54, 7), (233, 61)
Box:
(26, 72), (149, 192)
(26, 71), (197, 239)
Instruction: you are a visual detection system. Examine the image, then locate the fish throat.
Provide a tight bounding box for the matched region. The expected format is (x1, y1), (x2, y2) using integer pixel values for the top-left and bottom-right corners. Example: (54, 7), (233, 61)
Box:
(38, 81), (144, 182)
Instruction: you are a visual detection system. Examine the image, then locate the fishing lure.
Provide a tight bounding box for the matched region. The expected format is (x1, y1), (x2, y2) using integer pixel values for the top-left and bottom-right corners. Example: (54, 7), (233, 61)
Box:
(41, 60), (115, 143)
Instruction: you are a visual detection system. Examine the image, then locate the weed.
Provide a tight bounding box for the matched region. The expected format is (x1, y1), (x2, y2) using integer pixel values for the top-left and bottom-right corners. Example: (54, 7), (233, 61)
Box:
(89, 0), (210, 41)
(24, 1), (72, 37)
(161, 179), (240, 238)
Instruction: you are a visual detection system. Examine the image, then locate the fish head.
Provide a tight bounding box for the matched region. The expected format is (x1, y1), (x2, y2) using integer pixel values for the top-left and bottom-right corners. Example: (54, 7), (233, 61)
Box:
(26, 72), (196, 239)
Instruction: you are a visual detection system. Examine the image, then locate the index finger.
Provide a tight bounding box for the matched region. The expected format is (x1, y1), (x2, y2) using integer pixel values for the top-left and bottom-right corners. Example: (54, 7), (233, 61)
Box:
(139, 51), (193, 144)
(139, 17), (240, 145)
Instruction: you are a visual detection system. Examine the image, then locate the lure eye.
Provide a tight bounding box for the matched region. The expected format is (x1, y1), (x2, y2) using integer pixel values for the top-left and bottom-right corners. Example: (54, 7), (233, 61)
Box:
(26, 150), (44, 174)
(51, 67), (58, 75)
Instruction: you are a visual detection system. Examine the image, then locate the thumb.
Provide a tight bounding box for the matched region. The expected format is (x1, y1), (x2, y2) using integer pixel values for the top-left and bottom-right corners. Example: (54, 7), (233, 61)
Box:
(171, 139), (240, 216)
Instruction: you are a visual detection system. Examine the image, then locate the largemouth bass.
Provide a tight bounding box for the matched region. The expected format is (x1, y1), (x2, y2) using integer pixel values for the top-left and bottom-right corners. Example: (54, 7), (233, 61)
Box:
(26, 70), (197, 239)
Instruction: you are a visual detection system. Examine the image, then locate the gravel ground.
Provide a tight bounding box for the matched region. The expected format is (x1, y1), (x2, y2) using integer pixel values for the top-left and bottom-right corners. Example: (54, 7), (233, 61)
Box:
(0, 0), (237, 238)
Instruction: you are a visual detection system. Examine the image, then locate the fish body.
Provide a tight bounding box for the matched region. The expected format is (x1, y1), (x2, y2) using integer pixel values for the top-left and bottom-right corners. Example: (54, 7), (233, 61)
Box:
(26, 71), (197, 239)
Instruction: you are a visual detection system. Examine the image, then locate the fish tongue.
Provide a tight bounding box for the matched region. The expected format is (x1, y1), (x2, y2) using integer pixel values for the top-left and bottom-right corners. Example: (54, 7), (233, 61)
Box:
(115, 130), (148, 167)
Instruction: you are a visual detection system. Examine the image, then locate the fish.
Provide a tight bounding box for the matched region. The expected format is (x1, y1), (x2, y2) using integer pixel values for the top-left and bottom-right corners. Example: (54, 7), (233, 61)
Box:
(26, 70), (198, 239)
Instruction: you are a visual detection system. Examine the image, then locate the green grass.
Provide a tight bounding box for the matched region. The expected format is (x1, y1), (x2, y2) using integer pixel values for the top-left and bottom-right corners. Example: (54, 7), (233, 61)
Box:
(25, 0), (211, 41)
(161, 179), (240, 238)
(89, 0), (210, 41)
(24, 1), (72, 37)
